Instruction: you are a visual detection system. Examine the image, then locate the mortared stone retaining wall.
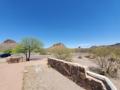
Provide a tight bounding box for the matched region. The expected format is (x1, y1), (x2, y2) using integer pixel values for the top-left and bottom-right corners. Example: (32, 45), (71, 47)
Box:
(48, 58), (117, 90)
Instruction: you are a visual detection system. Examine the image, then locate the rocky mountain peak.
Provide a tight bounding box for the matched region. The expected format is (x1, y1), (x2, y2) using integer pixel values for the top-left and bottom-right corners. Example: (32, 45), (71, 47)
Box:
(3, 39), (16, 44)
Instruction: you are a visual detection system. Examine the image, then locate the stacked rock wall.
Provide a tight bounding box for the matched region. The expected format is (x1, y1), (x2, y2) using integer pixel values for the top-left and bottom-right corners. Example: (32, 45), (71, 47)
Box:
(48, 58), (117, 90)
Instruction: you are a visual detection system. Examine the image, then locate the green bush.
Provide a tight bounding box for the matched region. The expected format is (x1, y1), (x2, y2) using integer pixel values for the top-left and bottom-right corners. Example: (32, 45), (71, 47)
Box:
(51, 47), (72, 62)
(34, 48), (47, 55)
(3, 49), (13, 54)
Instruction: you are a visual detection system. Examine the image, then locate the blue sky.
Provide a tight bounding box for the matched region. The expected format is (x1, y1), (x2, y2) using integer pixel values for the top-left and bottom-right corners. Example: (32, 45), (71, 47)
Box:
(0, 0), (120, 48)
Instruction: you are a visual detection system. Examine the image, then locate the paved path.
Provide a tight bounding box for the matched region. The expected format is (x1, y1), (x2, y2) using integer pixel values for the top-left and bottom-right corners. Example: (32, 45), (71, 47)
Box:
(23, 61), (85, 90)
(0, 59), (46, 90)
(0, 59), (85, 90)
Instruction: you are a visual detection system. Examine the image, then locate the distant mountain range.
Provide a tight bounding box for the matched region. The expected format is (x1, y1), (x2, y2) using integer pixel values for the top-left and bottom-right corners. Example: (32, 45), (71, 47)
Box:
(0, 39), (17, 51)
(0, 39), (120, 51)
(90, 43), (120, 48)
(109, 43), (120, 47)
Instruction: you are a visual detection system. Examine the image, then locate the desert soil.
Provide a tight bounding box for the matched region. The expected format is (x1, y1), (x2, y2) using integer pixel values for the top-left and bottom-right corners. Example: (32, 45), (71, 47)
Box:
(0, 57), (85, 90)
(0, 53), (119, 90)
(72, 53), (120, 90)
(23, 61), (85, 90)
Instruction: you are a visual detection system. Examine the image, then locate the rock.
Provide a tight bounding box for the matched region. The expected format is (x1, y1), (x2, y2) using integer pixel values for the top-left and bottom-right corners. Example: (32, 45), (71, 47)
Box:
(0, 39), (17, 50)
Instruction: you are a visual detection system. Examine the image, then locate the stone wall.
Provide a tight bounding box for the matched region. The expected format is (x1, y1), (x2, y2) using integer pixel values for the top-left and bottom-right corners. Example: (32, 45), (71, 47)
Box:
(7, 56), (24, 63)
(48, 58), (117, 90)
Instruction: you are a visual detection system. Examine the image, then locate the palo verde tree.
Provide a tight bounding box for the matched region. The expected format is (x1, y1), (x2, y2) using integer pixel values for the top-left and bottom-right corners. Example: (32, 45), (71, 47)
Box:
(15, 37), (43, 61)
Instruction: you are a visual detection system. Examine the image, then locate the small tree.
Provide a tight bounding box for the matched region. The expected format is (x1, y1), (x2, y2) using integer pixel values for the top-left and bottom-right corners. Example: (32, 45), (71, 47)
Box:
(15, 37), (43, 61)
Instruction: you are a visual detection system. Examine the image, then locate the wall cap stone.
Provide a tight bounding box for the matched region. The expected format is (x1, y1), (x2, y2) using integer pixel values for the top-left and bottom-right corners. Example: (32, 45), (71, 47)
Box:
(48, 57), (117, 90)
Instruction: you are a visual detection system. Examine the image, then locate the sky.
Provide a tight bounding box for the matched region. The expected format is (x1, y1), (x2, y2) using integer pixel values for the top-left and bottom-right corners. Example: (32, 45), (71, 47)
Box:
(0, 0), (120, 48)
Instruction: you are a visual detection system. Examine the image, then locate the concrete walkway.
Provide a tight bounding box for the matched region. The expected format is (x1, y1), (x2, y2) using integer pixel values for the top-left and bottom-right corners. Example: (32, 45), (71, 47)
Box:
(0, 62), (24, 90)
(23, 61), (85, 90)
(0, 59), (85, 90)
(0, 59), (46, 90)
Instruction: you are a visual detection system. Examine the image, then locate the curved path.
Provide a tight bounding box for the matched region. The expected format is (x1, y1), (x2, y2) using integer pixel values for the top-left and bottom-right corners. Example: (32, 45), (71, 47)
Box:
(0, 59), (85, 90)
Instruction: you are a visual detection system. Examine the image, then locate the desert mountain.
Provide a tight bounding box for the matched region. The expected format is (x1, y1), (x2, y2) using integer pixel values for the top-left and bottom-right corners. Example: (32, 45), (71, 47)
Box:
(52, 43), (66, 48)
(49, 43), (66, 49)
(90, 43), (120, 48)
(109, 43), (120, 47)
(0, 39), (17, 51)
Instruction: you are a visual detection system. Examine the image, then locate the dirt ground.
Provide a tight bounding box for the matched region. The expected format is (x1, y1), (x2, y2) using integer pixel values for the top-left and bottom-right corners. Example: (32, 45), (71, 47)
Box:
(72, 53), (120, 90)
(23, 61), (85, 90)
(0, 58), (85, 90)
(0, 58), (47, 90)
(0, 53), (119, 90)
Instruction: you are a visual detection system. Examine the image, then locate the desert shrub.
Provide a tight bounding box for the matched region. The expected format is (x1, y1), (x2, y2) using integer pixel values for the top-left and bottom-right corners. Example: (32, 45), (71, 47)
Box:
(78, 56), (82, 59)
(34, 48), (47, 55)
(97, 55), (119, 77)
(89, 67), (103, 74)
(74, 48), (81, 53)
(51, 47), (72, 62)
(3, 49), (13, 54)
(39, 48), (47, 55)
(85, 54), (96, 59)
(91, 47), (120, 78)
(12, 45), (23, 54)
(75, 48), (90, 53)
